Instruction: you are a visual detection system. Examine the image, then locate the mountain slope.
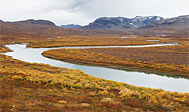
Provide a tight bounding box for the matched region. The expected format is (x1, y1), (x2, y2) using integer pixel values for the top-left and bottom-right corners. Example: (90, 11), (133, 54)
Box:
(60, 24), (82, 28)
(143, 15), (189, 28)
(11, 19), (57, 27)
(0, 19), (127, 42)
(83, 16), (164, 30)
(83, 15), (189, 30)
(83, 15), (189, 37)
(1, 16), (188, 39)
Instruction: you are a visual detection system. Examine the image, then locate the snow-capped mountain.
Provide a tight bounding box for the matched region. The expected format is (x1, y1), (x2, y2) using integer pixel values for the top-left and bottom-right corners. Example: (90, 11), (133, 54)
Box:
(83, 16), (164, 29)
(83, 15), (188, 30)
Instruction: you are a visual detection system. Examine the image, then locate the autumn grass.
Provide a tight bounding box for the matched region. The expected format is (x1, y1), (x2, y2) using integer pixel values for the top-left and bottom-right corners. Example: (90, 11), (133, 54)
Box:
(0, 37), (189, 111)
(0, 47), (189, 111)
(1, 22), (188, 111)
(27, 36), (167, 48)
(29, 37), (189, 77)
(0, 46), (11, 53)
(42, 43), (189, 77)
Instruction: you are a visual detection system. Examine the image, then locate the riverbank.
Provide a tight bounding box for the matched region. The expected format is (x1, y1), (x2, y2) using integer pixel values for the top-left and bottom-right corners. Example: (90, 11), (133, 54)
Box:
(27, 36), (165, 48)
(1, 37), (189, 111)
(42, 46), (189, 77)
(6, 43), (189, 92)
(0, 52), (189, 111)
(42, 54), (189, 79)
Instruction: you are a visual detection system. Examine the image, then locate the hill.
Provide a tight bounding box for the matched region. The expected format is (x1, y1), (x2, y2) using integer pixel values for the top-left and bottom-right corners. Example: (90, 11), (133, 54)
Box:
(60, 24), (82, 29)
(83, 15), (189, 37)
(83, 16), (163, 30)
(1, 15), (189, 41)
(0, 19), (127, 42)
(84, 15), (189, 30)
(10, 19), (57, 27)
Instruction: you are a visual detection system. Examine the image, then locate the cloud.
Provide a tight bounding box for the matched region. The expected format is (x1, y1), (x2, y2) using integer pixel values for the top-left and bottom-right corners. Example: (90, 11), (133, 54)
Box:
(0, 0), (188, 25)
(79, 0), (189, 18)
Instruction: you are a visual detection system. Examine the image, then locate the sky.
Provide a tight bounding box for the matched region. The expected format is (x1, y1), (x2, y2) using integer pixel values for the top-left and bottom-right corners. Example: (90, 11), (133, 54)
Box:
(0, 0), (188, 25)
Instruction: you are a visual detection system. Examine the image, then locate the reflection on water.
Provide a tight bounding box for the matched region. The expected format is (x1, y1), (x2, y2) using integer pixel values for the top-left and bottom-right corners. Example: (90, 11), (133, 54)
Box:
(3, 44), (189, 93)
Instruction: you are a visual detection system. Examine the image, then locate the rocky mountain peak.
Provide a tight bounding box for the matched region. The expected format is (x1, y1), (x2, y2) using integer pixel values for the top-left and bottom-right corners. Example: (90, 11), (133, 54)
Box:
(84, 16), (165, 29)
(83, 15), (189, 30)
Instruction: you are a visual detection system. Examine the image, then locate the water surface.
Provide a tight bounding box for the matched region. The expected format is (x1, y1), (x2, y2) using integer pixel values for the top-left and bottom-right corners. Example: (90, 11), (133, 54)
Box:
(3, 43), (189, 93)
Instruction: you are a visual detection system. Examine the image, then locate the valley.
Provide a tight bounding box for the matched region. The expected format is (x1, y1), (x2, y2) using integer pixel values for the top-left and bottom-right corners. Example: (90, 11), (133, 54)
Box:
(0, 15), (189, 111)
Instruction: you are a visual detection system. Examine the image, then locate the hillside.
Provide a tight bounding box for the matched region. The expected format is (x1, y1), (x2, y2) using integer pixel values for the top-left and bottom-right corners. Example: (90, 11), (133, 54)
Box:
(84, 16), (163, 29)
(83, 15), (189, 37)
(11, 19), (57, 27)
(84, 15), (189, 29)
(60, 24), (82, 29)
(0, 19), (127, 42)
(1, 15), (189, 40)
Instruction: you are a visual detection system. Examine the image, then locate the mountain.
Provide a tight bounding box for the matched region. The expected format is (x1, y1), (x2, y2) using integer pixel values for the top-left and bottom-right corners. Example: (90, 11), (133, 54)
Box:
(1, 16), (188, 39)
(60, 24), (82, 29)
(0, 19), (3, 22)
(12, 19), (57, 27)
(83, 16), (164, 30)
(133, 15), (189, 37)
(83, 15), (189, 30)
(0, 19), (126, 42)
(0, 19), (59, 40)
(82, 15), (189, 37)
(143, 15), (189, 28)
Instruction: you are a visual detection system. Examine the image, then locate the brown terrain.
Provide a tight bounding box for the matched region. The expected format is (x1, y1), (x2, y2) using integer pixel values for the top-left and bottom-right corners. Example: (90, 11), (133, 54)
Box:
(0, 18), (189, 111)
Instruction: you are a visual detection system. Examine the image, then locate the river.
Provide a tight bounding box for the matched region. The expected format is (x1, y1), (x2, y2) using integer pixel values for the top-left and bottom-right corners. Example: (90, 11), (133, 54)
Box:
(3, 43), (189, 93)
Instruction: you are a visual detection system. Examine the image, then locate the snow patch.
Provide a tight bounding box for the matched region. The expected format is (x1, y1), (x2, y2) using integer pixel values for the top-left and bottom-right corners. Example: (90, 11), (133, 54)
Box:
(129, 23), (134, 25)
(148, 16), (153, 19)
(156, 17), (161, 21)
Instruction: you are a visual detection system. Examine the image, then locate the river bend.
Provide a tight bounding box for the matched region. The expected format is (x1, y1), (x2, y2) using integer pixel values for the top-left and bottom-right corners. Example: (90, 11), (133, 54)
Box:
(3, 43), (189, 93)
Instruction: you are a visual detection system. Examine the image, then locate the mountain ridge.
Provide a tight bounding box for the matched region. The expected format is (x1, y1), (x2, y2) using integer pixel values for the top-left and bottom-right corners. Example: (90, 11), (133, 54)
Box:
(83, 15), (189, 30)
(13, 19), (57, 27)
(1, 15), (189, 37)
(1, 19), (57, 27)
(60, 24), (82, 29)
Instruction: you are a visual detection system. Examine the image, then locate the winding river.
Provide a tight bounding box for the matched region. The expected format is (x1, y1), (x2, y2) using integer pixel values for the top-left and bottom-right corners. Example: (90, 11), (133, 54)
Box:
(3, 43), (189, 93)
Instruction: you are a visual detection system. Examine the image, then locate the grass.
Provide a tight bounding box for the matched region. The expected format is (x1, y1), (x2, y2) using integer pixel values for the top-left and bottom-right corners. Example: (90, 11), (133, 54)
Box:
(0, 46), (189, 111)
(28, 36), (189, 77)
(42, 41), (189, 77)
(0, 36), (189, 111)
(27, 36), (166, 48)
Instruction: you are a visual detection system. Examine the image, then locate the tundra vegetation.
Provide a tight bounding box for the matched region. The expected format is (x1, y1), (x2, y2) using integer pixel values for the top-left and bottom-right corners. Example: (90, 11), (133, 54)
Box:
(0, 37), (189, 111)
(42, 38), (189, 77)
(27, 36), (165, 48)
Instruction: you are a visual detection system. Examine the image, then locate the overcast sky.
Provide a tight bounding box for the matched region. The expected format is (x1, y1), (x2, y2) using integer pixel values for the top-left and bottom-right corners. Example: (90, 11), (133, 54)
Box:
(0, 0), (188, 25)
